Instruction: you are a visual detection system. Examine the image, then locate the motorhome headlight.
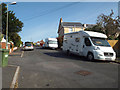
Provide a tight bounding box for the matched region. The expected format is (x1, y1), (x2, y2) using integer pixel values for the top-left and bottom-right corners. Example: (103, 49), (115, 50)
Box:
(94, 47), (100, 50)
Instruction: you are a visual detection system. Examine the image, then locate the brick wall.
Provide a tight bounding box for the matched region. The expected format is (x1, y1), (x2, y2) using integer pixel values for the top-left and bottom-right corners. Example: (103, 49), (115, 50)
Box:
(0, 42), (6, 49)
(0, 42), (14, 54)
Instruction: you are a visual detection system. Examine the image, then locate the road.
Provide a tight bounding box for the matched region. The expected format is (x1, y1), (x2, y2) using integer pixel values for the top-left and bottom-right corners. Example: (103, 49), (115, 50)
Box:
(7, 47), (119, 88)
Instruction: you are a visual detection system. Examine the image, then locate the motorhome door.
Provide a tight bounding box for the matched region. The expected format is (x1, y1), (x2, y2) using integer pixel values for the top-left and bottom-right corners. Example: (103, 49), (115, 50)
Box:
(82, 37), (92, 56)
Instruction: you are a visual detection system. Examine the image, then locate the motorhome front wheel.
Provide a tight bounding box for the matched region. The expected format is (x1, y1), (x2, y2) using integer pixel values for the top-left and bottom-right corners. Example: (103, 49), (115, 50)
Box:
(87, 53), (94, 61)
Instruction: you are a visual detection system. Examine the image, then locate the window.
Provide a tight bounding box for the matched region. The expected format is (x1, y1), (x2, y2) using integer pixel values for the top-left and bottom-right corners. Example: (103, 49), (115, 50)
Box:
(69, 28), (73, 33)
(64, 39), (67, 43)
(70, 36), (72, 38)
(75, 38), (80, 42)
(25, 42), (33, 46)
(91, 37), (111, 47)
(48, 40), (57, 44)
(85, 38), (91, 46)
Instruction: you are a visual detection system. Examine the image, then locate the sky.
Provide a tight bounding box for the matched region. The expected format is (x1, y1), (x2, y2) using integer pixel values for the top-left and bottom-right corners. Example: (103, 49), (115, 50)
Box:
(4, 2), (118, 42)
(2, 0), (120, 2)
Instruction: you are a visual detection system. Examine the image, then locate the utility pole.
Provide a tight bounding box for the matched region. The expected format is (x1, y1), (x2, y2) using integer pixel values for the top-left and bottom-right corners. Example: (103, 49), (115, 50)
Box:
(6, 2), (16, 49)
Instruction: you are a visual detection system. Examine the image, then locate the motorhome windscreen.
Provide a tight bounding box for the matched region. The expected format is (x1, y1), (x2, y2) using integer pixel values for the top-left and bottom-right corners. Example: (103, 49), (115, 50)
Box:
(48, 40), (57, 44)
(90, 37), (111, 47)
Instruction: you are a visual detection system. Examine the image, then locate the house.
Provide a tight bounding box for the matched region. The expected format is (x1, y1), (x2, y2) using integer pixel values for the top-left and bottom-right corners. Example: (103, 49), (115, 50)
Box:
(40, 40), (45, 46)
(57, 18), (97, 48)
(36, 41), (40, 46)
(57, 18), (84, 48)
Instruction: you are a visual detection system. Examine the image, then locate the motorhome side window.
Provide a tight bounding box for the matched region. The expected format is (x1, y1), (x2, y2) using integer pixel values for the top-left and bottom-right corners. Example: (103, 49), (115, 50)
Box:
(85, 38), (91, 46)
(64, 39), (67, 43)
(75, 38), (80, 42)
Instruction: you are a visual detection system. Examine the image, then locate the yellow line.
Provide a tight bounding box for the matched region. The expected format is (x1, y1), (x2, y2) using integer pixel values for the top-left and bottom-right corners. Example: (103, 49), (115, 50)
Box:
(10, 66), (20, 89)
(8, 65), (18, 67)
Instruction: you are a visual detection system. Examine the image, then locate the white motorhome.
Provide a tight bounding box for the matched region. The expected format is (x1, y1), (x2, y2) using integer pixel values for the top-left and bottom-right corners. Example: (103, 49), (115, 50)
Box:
(62, 31), (116, 61)
(45, 38), (58, 49)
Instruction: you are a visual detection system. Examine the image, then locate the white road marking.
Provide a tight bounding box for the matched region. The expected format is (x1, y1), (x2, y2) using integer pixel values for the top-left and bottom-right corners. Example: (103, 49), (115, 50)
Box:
(21, 51), (24, 57)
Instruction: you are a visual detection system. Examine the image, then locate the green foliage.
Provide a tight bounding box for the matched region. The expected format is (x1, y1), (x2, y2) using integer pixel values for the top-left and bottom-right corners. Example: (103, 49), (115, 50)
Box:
(85, 25), (104, 34)
(117, 35), (120, 40)
(85, 10), (120, 40)
(0, 32), (3, 41)
(96, 10), (120, 39)
(9, 33), (21, 47)
(2, 3), (23, 47)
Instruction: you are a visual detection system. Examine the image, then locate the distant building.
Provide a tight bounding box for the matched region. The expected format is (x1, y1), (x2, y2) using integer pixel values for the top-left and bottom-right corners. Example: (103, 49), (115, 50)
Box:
(40, 40), (45, 46)
(36, 41), (40, 46)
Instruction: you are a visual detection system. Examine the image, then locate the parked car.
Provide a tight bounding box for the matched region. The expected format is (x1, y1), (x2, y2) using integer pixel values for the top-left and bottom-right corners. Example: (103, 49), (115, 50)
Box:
(23, 42), (34, 50)
(62, 31), (116, 61)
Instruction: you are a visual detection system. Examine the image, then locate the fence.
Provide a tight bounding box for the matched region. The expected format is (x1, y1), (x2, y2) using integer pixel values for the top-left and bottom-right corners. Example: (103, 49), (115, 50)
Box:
(108, 40), (120, 57)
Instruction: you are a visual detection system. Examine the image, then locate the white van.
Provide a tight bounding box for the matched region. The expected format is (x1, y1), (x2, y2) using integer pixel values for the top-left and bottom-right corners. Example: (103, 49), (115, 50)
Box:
(62, 31), (116, 61)
(45, 38), (58, 49)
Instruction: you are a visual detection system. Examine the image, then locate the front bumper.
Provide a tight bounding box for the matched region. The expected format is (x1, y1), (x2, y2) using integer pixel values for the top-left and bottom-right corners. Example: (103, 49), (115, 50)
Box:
(24, 47), (34, 50)
(93, 51), (116, 61)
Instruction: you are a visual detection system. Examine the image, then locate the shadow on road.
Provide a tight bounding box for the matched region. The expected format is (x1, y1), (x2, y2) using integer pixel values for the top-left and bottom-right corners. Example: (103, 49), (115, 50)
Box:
(43, 50), (112, 63)
(9, 54), (21, 56)
(36, 47), (56, 50)
(35, 47), (42, 49)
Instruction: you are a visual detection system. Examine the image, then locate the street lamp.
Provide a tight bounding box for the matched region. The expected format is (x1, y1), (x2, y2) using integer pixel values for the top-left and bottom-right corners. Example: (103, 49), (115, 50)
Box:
(6, 2), (16, 49)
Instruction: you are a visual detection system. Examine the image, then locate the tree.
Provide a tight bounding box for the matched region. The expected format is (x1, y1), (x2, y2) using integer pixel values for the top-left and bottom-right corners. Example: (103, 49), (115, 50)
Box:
(0, 32), (3, 42)
(9, 33), (22, 47)
(2, 3), (23, 46)
(85, 10), (120, 40)
(96, 10), (120, 39)
(85, 24), (104, 34)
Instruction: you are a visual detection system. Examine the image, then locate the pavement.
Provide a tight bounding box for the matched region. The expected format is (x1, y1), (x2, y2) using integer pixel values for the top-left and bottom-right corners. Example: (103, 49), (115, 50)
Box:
(3, 46), (119, 88)
(2, 66), (17, 88)
(2, 49), (21, 88)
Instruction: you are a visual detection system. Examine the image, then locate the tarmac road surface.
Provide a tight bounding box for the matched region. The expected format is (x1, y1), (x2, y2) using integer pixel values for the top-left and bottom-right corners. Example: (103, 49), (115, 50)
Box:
(5, 47), (119, 88)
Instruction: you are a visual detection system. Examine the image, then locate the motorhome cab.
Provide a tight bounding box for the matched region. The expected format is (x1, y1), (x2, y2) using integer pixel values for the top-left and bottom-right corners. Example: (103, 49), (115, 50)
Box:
(45, 38), (58, 49)
(62, 31), (116, 61)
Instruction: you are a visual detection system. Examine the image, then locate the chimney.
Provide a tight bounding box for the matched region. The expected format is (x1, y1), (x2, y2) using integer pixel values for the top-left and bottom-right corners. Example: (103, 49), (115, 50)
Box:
(60, 17), (63, 23)
(84, 24), (87, 28)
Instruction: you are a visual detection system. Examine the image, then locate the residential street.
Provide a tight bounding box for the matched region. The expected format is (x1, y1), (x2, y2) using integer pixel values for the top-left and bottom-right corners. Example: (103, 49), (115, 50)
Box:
(4, 47), (119, 88)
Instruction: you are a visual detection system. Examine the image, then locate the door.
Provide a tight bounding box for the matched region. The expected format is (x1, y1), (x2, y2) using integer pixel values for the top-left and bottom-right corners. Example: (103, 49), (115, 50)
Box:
(82, 37), (92, 56)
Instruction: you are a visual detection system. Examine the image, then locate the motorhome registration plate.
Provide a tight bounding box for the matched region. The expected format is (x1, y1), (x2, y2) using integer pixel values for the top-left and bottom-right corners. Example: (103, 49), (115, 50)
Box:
(105, 58), (111, 60)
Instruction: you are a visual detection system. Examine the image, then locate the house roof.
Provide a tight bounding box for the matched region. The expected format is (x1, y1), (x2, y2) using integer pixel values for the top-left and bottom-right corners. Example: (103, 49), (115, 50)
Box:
(85, 24), (96, 28)
(61, 22), (83, 27)
(37, 41), (40, 43)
